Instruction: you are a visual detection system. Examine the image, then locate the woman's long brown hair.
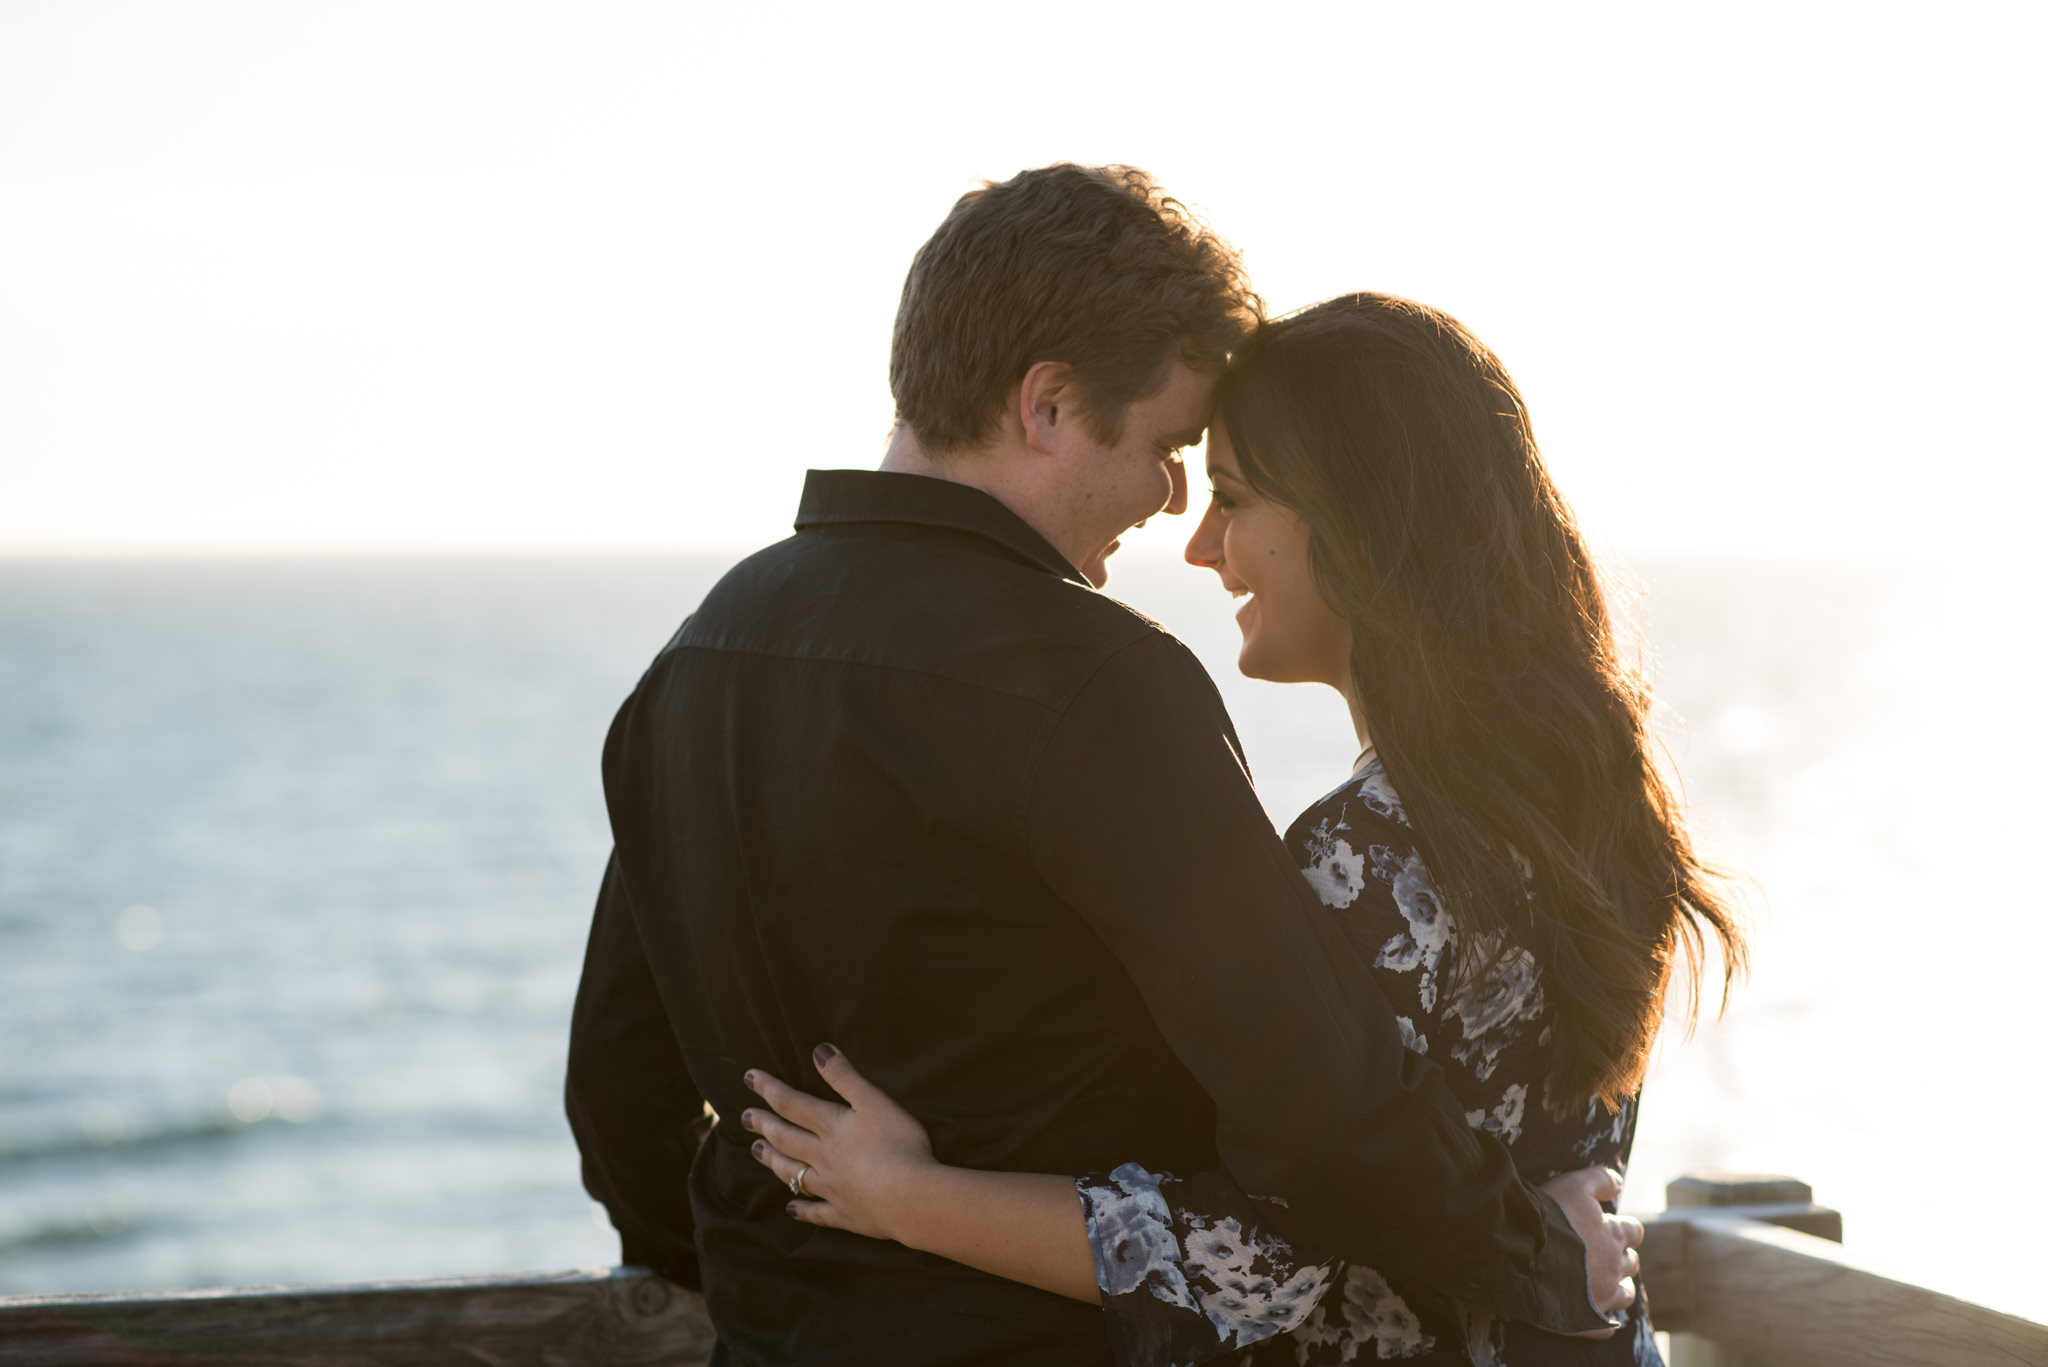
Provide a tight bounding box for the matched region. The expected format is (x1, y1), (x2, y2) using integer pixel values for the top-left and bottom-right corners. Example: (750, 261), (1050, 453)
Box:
(1217, 293), (1745, 1113)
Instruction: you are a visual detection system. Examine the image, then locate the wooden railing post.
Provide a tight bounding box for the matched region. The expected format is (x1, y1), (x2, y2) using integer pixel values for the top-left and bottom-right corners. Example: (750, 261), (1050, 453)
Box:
(1663, 1172), (1842, 1367)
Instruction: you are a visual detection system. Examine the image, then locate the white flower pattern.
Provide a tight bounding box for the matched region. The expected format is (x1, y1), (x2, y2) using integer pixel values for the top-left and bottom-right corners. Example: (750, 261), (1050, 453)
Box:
(1301, 824), (1369, 910)
(1444, 942), (1546, 1081)
(1465, 1082), (1529, 1146)
(1372, 845), (1455, 1011)
(1088, 1162), (1198, 1309)
(1289, 1264), (1437, 1362)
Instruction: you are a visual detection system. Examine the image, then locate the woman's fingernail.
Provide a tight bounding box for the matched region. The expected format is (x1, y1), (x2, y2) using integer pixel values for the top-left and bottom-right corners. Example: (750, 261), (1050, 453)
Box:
(738, 1110), (755, 1130)
(743, 1070), (758, 1089)
(751, 1139), (765, 1159)
(813, 1043), (837, 1067)
(785, 1202), (800, 1218)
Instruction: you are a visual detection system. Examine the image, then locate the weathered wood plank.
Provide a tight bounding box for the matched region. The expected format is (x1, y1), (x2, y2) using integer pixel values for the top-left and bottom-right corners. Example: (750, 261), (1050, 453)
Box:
(1674, 1215), (2048, 1367)
(1656, 1170), (1844, 1367)
(0, 1265), (716, 1367)
(1646, 1205), (1859, 1328)
(1639, 1200), (1844, 1330)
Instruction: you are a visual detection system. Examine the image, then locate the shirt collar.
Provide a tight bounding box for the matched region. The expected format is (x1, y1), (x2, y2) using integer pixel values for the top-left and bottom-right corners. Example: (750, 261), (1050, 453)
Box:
(794, 469), (1090, 586)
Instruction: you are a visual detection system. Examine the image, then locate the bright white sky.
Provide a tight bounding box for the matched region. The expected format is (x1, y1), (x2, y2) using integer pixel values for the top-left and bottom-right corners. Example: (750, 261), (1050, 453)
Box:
(1, 1), (2040, 556)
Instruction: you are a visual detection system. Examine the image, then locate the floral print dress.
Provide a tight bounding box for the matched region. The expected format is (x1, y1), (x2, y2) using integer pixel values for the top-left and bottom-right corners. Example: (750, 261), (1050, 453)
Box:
(1076, 759), (1661, 1367)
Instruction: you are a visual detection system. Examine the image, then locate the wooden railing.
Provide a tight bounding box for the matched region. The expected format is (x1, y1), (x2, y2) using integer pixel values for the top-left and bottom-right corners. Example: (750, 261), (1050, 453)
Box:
(0, 1266), (714, 1367)
(1645, 1174), (2046, 1367)
(2, 1173), (2042, 1366)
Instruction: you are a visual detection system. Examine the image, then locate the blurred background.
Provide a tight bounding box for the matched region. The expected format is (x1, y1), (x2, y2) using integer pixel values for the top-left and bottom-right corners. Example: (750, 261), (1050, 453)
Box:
(3, 0), (2043, 1324)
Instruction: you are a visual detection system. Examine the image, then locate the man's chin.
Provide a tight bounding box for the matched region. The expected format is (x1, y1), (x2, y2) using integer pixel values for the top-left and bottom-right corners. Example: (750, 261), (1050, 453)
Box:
(1081, 541), (1119, 588)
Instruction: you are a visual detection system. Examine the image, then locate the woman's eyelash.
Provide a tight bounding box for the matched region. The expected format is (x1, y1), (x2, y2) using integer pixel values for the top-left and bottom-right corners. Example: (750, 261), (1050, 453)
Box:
(1208, 488), (1236, 509)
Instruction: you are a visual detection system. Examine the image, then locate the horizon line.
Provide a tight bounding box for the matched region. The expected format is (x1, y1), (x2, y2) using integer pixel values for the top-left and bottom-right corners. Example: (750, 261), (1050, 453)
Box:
(0, 542), (1931, 567)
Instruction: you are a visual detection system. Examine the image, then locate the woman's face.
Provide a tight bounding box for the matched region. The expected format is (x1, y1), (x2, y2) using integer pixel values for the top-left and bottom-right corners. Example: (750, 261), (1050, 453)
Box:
(1184, 421), (1352, 689)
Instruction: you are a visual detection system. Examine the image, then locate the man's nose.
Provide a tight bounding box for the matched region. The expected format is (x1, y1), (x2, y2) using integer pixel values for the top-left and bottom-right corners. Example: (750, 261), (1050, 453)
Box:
(1164, 459), (1189, 517)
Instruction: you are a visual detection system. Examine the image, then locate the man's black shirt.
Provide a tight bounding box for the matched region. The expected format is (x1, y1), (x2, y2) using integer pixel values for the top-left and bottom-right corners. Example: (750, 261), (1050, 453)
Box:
(566, 469), (1607, 1365)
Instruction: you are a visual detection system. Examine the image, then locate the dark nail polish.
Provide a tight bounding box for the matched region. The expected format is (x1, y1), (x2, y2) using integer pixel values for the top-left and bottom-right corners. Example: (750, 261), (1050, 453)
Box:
(743, 1070), (758, 1089)
(786, 1202), (800, 1217)
(751, 1139), (765, 1158)
(813, 1043), (837, 1067)
(739, 1110), (755, 1130)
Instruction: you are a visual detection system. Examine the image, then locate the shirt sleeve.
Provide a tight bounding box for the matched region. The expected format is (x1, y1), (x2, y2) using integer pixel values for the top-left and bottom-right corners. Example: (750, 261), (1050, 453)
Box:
(565, 850), (712, 1289)
(1025, 632), (1610, 1333)
(1079, 1163), (1340, 1365)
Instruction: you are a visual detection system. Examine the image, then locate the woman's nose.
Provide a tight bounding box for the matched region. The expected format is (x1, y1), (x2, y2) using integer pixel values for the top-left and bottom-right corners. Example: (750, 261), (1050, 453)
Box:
(1184, 502), (1222, 568)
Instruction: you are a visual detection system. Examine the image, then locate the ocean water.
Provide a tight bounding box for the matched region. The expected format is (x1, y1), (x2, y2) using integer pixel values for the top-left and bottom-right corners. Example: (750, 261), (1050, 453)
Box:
(1, 551), (2041, 1321)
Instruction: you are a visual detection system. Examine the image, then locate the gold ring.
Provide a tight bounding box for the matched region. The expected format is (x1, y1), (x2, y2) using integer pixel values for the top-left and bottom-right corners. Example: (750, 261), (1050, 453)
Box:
(789, 1164), (811, 1198)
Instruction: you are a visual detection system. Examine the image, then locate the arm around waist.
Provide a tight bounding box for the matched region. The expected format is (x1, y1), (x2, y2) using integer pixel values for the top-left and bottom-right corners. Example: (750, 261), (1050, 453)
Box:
(1025, 633), (1607, 1332)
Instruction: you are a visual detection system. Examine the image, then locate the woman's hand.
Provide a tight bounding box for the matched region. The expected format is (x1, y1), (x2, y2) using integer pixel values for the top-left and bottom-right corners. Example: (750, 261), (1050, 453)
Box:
(741, 1044), (939, 1242)
(747, 1046), (1102, 1300)
(1537, 1165), (1644, 1334)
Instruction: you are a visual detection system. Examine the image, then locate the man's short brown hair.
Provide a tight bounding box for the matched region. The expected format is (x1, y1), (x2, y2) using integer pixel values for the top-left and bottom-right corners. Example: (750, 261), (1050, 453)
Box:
(890, 164), (1262, 454)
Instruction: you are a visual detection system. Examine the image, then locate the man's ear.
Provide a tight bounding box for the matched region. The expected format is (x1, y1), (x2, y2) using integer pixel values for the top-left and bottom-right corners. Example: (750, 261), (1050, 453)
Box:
(1017, 361), (1076, 456)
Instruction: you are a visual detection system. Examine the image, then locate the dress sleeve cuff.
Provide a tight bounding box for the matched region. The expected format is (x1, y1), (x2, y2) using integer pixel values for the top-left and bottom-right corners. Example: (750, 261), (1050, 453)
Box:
(1078, 1163), (1340, 1366)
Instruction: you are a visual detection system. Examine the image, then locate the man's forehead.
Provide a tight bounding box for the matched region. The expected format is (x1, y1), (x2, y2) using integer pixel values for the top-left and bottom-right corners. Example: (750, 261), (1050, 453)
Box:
(1177, 383), (1219, 449)
(1148, 360), (1218, 439)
